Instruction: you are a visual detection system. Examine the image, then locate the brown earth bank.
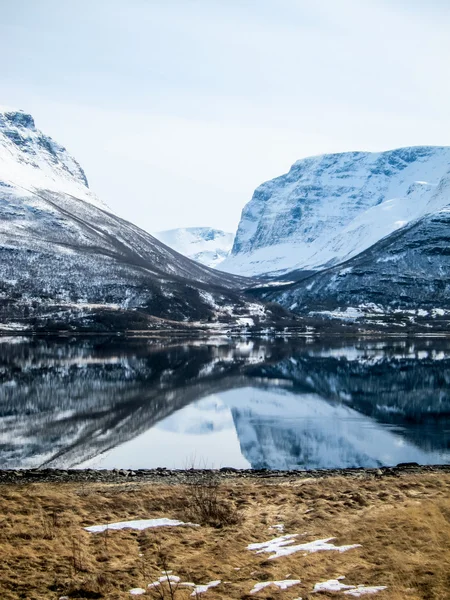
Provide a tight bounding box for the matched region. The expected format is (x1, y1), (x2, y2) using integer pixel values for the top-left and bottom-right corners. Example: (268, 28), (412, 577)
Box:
(1, 469), (450, 600)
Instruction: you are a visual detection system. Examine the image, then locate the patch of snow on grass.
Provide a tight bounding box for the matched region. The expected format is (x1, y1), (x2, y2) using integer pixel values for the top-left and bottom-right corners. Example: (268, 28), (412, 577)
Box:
(313, 579), (355, 593)
(85, 518), (197, 533)
(248, 535), (361, 560)
(248, 533), (298, 552)
(148, 575), (181, 588)
(129, 588), (146, 595)
(250, 580), (301, 594)
(344, 586), (387, 596)
(146, 575), (220, 596)
(187, 580), (221, 595)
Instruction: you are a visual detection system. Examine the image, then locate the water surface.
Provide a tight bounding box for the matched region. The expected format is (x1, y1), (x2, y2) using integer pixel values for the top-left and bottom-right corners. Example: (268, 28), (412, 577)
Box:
(1, 336), (449, 470)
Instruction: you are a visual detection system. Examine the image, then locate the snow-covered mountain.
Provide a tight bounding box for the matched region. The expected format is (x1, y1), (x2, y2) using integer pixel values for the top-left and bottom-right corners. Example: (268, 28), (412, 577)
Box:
(0, 107), (270, 331)
(154, 227), (233, 268)
(260, 197), (450, 317)
(219, 147), (450, 277)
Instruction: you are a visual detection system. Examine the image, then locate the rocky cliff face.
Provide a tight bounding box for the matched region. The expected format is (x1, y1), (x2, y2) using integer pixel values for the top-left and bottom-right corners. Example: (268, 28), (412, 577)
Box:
(154, 227), (233, 268)
(219, 147), (450, 277)
(0, 108), (266, 330)
(259, 201), (450, 316)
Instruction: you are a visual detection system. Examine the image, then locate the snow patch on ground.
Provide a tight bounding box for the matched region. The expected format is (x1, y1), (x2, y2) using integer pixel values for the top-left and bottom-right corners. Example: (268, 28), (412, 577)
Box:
(313, 579), (355, 593)
(85, 518), (197, 533)
(132, 574), (221, 596)
(310, 307), (364, 321)
(148, 575), (181, 588)
(344, 585), (387, 596)
(312, 579), (386, 596)
(269, 523), (285, 533)
(237, 317), (254, 327)
(186, 580), (221, 596)
(0, 322), (30, 331)
(247, 535), (361, 560)
(250, 580), (301, 594)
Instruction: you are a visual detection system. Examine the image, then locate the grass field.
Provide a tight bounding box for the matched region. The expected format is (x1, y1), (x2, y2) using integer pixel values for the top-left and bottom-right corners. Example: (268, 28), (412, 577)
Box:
(1, 472), (449, 599)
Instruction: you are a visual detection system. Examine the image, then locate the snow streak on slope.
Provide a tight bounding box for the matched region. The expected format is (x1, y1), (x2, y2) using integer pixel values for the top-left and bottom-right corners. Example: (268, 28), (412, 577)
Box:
(220, 147), (450, 277)
(154, 227), (233, 267)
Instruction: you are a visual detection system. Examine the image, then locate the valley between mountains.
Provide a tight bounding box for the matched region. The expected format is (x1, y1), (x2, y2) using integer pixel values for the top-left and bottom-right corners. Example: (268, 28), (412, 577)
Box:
(1, 106), (450, 334)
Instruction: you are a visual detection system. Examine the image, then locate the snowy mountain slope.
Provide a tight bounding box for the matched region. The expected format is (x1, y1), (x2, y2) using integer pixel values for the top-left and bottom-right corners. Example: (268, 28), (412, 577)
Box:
(219, 147), (450, 277)
(0, 108), (268, 329)
(154, 227), (233, 267)
(259, 184), (450, 315)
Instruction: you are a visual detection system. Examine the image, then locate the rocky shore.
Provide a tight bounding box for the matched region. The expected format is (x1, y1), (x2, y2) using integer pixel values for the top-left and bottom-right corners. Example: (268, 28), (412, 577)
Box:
(1, 463), (449, 485)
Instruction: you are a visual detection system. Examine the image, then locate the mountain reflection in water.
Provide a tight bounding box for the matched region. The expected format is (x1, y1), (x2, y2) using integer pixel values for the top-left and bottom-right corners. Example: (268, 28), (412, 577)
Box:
(0, 337), (449, 470)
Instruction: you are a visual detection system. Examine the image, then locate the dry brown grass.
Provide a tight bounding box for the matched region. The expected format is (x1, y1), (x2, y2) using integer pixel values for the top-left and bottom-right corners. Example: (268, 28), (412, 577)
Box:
(1, 473), (449, 599)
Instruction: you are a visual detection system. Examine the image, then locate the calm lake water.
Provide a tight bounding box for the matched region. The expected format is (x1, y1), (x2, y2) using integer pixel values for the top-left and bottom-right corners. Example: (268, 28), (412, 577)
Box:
(1, 336), (449, 470)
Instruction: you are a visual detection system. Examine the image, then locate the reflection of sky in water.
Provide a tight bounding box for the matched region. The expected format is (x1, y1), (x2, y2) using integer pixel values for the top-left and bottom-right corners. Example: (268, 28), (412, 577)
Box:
(80, 395), (251, 470)
(80, 387), (450, 470)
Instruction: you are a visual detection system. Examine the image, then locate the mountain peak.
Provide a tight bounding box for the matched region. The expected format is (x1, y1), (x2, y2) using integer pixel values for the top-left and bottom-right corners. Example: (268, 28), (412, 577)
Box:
(0, 106), (36, 130)
(0, 106), (107, 207)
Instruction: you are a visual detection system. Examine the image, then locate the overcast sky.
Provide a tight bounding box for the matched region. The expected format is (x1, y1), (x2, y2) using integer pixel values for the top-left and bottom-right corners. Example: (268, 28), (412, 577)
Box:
(1, 0), (450, 233)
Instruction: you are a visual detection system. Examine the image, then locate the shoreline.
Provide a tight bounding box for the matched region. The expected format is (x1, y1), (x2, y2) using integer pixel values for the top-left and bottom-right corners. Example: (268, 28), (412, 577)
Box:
(2, 463), (449, 485)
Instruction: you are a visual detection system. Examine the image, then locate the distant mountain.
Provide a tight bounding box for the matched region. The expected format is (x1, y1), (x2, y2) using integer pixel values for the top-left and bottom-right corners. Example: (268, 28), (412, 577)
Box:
(0, 107), (272, 331)
(154, 227), (233, 268)
(219, 147), (450, 277)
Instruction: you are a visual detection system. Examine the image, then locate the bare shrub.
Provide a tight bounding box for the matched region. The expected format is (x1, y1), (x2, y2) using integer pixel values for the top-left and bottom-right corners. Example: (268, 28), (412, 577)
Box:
(40, 508), (62, 539)
(182, 472), (241, 528)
